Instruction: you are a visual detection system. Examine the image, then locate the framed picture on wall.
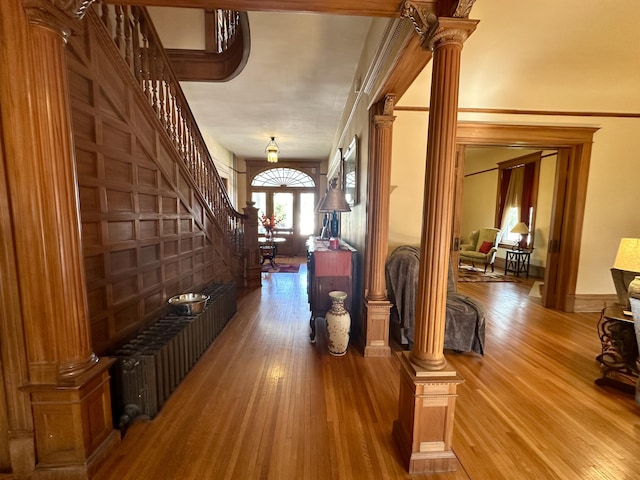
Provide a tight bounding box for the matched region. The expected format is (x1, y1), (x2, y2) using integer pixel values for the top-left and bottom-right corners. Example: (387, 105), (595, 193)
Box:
(334, 147), (343, 189)
(342, 135), (358, 206)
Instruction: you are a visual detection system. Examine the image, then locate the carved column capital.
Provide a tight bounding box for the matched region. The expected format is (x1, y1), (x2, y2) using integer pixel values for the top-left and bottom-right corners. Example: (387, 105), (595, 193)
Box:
(23, 0), (95, 39)
(426, 17), (479, 51)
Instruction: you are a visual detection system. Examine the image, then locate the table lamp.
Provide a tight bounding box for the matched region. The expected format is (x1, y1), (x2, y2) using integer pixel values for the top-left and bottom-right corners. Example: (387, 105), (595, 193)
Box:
(314, 192), (331, 239)
(510, 222), (530, 250)
(612, 238), (640, 311)
(317, 181), (351, 241)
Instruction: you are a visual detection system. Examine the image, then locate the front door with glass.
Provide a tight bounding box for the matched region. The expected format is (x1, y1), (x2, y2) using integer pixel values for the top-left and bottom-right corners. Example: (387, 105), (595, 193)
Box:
(250, 165), (319, 257)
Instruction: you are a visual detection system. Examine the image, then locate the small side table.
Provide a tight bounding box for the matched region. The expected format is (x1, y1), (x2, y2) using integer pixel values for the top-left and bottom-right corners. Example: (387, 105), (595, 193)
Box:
(258, 237), (286, 268)
(504, 249), (531, 277)
(595, 305), (639, 394)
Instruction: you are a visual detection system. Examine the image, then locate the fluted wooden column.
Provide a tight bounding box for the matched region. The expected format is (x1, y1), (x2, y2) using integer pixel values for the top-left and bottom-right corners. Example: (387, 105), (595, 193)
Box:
(410, 19), (472, 370)
(21, 0), (99, 383)
(0, 1), (119, 477)
(363, 94), (396, 357)
(393, 12), (478, 474)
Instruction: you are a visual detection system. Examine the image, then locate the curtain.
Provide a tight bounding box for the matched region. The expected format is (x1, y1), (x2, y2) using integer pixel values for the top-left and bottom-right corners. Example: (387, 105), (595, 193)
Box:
(520, 162), (536, 223)
(496, 154), (539, 244)
(499, 166), (524, 233)
(496, 168), (511, 225)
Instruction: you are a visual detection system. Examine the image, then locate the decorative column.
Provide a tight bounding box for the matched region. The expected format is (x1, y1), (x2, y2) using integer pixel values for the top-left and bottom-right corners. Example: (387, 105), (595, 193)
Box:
(0, 1), (119, 477)
(363, 94), (396, 357)
(393, 2), (478, 473)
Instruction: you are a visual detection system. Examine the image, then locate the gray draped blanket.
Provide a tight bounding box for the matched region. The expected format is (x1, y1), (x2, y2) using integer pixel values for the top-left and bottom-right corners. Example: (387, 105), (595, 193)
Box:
(385, 245), (485, 355)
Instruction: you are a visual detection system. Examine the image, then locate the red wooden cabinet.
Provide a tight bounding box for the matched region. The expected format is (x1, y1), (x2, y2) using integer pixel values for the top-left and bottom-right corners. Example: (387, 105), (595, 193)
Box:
(306, 237), (356, 342)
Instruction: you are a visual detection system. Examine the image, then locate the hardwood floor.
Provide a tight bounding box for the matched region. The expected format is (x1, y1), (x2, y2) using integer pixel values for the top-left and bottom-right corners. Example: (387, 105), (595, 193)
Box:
(94, 262), (640, 480)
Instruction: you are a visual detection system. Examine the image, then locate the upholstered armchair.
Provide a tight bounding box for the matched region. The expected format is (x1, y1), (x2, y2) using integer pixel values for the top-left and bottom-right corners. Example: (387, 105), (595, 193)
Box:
(459, 228), (501, 272)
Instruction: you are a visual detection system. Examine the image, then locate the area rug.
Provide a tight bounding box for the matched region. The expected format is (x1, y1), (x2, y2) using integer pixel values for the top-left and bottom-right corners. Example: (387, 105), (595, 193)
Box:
(529, 281), (544, 298)
(457, 265), (517, 283)
(261, 263), (300, 274)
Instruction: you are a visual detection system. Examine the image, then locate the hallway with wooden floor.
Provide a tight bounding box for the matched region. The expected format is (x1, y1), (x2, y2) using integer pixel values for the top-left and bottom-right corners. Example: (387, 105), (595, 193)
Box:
(94, 261), (640, 480)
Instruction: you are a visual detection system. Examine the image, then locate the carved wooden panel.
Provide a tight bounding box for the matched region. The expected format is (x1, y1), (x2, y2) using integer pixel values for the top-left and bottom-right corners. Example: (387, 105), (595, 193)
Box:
(67, 19), (233, 355)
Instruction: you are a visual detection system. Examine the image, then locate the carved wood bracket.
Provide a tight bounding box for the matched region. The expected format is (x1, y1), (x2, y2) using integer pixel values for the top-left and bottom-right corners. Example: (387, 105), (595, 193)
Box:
(402, 1), (439, 49)
(374, 94), (397, 127)
(23, 0), (95, 39)
(383, 93), (396, 116)
(402, 0), (477, 50)
(453, 0), (476, 18)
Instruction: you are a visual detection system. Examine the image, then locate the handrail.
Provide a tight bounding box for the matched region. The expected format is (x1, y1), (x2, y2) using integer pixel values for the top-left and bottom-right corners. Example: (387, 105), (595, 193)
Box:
(95, 2), (245, 254)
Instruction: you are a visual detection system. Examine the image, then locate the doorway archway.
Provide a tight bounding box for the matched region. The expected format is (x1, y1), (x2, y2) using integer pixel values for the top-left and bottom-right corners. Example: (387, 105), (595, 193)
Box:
(454, 122), (599, 311)
(246, 161), (321, 256)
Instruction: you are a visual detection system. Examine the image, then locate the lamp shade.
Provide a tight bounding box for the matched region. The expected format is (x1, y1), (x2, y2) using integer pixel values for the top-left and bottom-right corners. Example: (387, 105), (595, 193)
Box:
(265, 137), (279, 163)
(613, 238), (640, 272)
(510, 222), (530, 235)
(317, 187), (351, 213)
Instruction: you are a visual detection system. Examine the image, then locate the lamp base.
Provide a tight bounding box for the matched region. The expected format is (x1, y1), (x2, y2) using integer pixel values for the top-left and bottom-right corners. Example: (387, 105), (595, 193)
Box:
(611, 269), (640, 310)
(330, 212), (339, 238)
(629, 276), (640, 297)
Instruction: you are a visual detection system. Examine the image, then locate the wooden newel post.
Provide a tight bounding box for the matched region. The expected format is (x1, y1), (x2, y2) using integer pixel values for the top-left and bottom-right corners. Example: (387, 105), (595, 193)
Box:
(393, 8), (478, 474)
(243, 200), (261, 288)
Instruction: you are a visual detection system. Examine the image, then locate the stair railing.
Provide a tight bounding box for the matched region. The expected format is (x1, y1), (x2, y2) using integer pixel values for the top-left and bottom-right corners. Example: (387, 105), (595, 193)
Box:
(96, 2), (246, 255)
(213, 9), (241, 53)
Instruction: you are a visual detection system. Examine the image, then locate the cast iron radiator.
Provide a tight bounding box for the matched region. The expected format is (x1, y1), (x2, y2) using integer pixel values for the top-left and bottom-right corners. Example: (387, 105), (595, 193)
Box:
(111, 283), (236, 430)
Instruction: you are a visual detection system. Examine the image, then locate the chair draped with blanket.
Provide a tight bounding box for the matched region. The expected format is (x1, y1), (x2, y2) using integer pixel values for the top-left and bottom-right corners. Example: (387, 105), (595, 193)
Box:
(459, 228), (501, 273)
(385, 246), (485, 355)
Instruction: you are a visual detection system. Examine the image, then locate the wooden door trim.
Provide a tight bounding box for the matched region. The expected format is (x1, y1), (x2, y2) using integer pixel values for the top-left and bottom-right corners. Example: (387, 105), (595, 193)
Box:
(456, 122), (599, 311)
(545, 148), (570, 308)
(451, 145), (465, 279)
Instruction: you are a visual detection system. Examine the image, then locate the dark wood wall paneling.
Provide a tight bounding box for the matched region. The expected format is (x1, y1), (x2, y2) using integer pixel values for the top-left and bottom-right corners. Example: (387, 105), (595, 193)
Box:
(67, 20), (233, 356)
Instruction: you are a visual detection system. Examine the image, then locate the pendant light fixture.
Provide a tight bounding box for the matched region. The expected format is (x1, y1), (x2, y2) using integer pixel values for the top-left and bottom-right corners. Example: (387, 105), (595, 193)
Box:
(265, 136), (279, 163)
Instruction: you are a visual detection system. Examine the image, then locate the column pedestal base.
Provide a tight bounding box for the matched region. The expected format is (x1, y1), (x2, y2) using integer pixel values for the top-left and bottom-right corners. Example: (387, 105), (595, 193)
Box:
(33, 430), (120, 480)
(392, 351), (463, 474)
(25, 358), (120, 480)
(363, 297), (392, 357)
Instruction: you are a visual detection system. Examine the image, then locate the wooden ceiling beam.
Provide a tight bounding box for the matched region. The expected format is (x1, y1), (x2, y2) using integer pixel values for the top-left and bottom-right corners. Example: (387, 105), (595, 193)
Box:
(372, 31), (433, 105)
(104, 0), (439, 17)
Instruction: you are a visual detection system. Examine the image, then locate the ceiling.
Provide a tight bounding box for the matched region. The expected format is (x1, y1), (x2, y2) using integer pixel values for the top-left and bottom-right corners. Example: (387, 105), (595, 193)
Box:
(149, 7), (374, 162)
(149, 0), (640, 164)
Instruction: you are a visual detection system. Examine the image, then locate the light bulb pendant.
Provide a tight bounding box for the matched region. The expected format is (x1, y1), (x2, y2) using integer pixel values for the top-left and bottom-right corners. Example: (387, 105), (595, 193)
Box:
(265, 136), (279, 163)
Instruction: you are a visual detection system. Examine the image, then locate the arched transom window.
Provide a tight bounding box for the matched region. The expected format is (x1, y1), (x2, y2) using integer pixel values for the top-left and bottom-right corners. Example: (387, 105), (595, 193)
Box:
(249, 165), (319, 252)
(251, 168), (316, 188)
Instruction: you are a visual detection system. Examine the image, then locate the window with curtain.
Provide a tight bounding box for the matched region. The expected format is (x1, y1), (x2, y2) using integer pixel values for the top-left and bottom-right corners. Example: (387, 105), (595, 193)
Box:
(495, 152), (541, 247)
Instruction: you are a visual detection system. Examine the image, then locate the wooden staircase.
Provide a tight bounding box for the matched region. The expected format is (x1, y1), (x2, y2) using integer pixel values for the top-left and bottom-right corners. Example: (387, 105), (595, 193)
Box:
(66, 2), (259, 357)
